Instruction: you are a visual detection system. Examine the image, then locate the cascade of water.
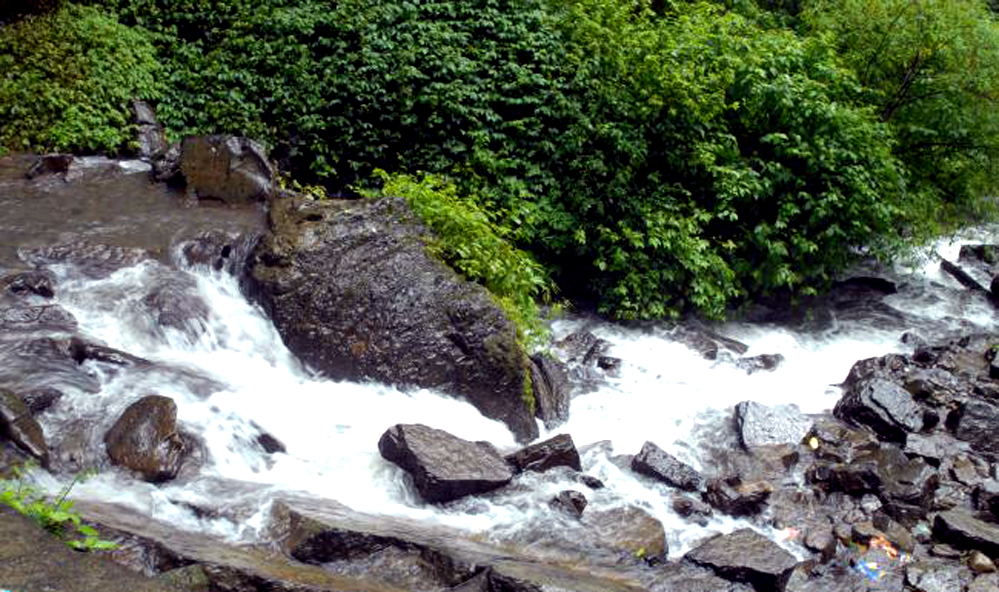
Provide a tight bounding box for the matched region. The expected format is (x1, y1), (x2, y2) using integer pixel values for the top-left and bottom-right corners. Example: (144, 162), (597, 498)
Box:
(25, 227), (999, 557)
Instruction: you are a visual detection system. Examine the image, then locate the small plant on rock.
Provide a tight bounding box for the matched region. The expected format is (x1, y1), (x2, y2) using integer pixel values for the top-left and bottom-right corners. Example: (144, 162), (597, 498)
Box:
(0, 463), (117, 551)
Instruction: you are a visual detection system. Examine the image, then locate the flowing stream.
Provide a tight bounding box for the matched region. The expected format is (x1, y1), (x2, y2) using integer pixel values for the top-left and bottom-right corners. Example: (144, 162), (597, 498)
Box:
(4, 159), (999, 560)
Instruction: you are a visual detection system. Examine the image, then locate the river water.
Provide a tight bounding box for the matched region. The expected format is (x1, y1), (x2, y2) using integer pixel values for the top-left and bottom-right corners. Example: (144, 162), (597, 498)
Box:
(4, 158), (998, 559)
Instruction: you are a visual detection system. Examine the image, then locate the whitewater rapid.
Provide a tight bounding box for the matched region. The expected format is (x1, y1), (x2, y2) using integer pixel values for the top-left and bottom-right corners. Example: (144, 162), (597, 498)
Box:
(26, 228), (999, 556)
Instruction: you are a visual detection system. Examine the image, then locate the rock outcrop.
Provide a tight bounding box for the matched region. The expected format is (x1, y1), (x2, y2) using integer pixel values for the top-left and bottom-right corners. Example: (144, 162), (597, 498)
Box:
(249, 195), (538, 442)
(179, 135), (274, 203)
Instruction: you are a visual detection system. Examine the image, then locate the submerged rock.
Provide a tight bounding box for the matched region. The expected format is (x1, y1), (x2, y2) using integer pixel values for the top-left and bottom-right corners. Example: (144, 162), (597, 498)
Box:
(104, 395), (186, 483)
(685, 528), (798, 591)
(1, 270), (55, 298)
(378, 424), (513, 503)
(249, 195), (538, 442)
(631, 440), (704, 492)
(550, 490), (588, 519)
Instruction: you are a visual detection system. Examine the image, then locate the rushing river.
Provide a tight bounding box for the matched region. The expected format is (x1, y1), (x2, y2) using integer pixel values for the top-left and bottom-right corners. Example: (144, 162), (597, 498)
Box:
(4, 158), (999, 559)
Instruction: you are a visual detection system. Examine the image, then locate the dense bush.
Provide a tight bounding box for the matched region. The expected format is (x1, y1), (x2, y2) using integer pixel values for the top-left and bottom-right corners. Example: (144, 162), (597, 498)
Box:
(7, 0), (993, 321)
(0, 3), (162, 154)
(804, 0), (999, 225)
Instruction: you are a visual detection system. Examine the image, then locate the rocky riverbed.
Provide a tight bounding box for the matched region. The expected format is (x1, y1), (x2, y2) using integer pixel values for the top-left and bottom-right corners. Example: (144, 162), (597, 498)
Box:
(3, 149), (999, 592)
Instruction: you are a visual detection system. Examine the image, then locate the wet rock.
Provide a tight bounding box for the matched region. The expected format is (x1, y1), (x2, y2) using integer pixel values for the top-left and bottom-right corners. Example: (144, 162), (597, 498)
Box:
(975, 481), (999, 519)
(20, 386), (63, 414)
(528, 355), (570, 430)
(506, 434), (581, 474)
(668, 324), (748, 360)
(804, 525), (836, 562)
(934, 510), (999, 558)
(152, 142), (182, 183)
(905, 560), (974, 592)
(735, 401), (813, 448)
(256, 432), (286, 455)
(583, 505), (667, 562)
(156, 564), (210, 592)
(552, 328), (617, 391)
(139, 274), (210, 339)
(0, 304), (77, 334)
(971, 573), (999, 592)
(180, 135), (274, 203)
(1, 270), (55, 298)
(806, 416), (879, 464)
(942, 258), (993, 296)
(24, 154), (73, 180)
(68, 337), (149, 367)
(671, 493), (714, 526)
(104, 395), (186, 483)
(685, 528), (798, 591)
(250, 196), (538, 442)
(631, 440), (704, 492)
(550, 490), (588, 519)
(972, 551), (998, 573)
(842, 354), (910, 390)
(949, 399), (999, 454)
(0, 506), (181, 592)
(905, 433), (968, 466)
(833, 376), (923, 443)
(131, 100), (167, 160)
(647, 562), (755, 592)
(736, 353), (784, 374)
(703, 477), (773, 517)
(0, 388), (49, 467)
(450, 571), (490, 592)
(20, 241), (151, 279)
(378, 424), (513, 503)
(577, 474), (605, 490)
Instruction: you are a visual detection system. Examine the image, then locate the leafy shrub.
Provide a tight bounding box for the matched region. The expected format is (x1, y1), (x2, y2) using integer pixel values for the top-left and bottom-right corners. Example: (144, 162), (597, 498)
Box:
(0, 464), (117, 551)
(0, 3), (162, 154)
(366, 171), (555, 351)
(804, 0), (999, 226)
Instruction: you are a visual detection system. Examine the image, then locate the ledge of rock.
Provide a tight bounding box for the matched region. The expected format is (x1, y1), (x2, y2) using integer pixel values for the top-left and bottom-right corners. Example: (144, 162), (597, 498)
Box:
(0, 388), (49, 467)
(378, 423), (513, 503)
(0, 505), (183, 592)
(249, 195), (538, 442)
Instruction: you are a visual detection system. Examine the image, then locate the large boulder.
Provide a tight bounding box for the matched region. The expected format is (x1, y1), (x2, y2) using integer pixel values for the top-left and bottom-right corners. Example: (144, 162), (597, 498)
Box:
(934, 511), (999, 558)
(631, 440), (704, 492)
(179, 135), (274, 203)
(583, 505), (667, 562)
(378, 424), (513, 503)
(685, 528), (799, 591)
(249, 195), (538, 442)
(103, 395), (186, 483)
(948, 399), (999, 454)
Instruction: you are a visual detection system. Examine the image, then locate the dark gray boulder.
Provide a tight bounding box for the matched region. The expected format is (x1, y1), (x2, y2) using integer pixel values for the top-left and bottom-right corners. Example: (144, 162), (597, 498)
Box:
(949, 399), (999, 454)
(583, 505), (667, 562)
(685, 528), (798, 591)
(180, 135), (273, 203)
(632, 440), (704, 492)
(505, 433), (581, 473)
(735, 401), (813, 448)
(550, 490), (588, 519)
(0, 388), (49, 467)
(378, 424), (513, 503)
(703, 478), (773, 517)
(104, 395), (186, 483)
(249, 195), (538, 442)
(833, 376), (923, 442)
(934, 510), (999, 558)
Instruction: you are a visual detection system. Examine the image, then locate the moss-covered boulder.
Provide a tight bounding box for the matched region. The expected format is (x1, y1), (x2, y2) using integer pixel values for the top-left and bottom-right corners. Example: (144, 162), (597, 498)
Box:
(248, 195), (538, 442)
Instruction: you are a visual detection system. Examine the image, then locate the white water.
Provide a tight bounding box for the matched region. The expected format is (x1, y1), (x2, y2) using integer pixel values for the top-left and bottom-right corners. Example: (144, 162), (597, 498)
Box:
(26, 228), (999, 556)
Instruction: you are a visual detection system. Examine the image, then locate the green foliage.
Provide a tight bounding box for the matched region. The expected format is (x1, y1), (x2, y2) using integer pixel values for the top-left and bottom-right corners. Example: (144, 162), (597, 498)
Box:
(0, 3), (162, 154)
(366, 170), (555, 351)
(803, 0), (999, 226)
(0, 463), (117, 551)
